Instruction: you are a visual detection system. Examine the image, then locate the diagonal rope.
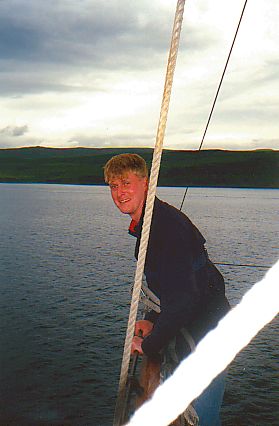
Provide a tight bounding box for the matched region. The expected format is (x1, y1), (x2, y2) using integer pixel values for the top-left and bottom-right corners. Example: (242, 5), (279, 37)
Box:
(113, 1), (186, 425)
(215, 262), (270, 269)
(180, 0), (249, 211)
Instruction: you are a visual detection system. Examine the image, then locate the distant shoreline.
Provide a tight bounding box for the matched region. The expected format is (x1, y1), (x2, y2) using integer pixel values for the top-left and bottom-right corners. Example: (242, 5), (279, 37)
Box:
(0, 182), (278, 191)
(0, 147), (278, 189)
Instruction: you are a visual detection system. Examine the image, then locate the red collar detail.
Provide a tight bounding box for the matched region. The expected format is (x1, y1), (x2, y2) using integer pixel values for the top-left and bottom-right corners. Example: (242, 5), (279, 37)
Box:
(129, 219), (138, 234)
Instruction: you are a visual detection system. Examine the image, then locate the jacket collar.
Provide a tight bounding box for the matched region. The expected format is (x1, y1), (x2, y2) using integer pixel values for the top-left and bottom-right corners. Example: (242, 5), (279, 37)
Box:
(128, 197), (160, 238)
(128, 219), (138, 236)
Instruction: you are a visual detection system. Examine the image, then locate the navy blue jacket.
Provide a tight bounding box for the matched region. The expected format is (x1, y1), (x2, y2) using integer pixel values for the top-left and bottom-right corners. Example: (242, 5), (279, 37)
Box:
(129, 197), (230, 359)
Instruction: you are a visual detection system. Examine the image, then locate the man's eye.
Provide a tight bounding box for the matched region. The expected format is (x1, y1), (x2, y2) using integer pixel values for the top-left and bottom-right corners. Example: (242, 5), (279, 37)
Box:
(110, 185), (117, 190)
(123, 181), (130, 186)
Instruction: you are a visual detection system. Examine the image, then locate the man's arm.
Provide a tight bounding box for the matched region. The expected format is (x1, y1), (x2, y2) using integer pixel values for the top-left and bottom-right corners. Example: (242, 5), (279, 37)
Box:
(142, 231), (201, 358)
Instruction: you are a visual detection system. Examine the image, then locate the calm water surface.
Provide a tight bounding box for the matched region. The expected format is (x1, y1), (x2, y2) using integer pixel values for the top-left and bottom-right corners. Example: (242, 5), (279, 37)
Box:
(0, 184), (278, 425)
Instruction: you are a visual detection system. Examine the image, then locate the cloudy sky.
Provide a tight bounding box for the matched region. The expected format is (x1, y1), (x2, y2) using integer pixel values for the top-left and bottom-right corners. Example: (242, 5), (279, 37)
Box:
(0, 0), (278, 150)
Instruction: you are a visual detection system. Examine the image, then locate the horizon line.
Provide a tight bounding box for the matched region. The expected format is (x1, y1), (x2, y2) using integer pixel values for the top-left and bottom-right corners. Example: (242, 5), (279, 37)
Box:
(0, 145), (278, 153)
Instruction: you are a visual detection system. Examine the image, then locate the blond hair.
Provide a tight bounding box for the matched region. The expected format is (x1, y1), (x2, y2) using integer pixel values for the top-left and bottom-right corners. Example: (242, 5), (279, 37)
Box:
(104, 153), (148, 183)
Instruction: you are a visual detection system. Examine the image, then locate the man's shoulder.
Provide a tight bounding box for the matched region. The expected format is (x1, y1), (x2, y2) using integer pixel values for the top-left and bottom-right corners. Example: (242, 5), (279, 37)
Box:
(153, 197), (206, 245)
(154, 197), (179, 215)
(153, 198), (195, 236)
(154, 197), (191, 224)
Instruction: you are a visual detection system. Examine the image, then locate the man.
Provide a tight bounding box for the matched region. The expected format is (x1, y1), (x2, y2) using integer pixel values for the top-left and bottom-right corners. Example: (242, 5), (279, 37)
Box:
(104, 153), (230, 425)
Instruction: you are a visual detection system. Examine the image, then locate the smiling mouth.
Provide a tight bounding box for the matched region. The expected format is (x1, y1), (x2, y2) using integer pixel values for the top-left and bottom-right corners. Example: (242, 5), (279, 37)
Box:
(120, 198), (130, 204)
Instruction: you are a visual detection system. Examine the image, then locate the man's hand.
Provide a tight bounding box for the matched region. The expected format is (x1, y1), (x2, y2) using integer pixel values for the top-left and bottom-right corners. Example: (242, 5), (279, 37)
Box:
(131, 320), (153, 356)
(135, 319), (153, 338)
(131, 336), (144, 355)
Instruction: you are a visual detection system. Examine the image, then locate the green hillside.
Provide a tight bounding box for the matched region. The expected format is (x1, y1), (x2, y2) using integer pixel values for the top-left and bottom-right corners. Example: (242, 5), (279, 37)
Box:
(0, 146), (278, 188)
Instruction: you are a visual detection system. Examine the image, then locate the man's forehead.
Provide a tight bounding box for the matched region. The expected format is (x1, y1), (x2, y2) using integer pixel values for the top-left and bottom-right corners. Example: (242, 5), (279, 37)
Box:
(109, 171), (135, 183)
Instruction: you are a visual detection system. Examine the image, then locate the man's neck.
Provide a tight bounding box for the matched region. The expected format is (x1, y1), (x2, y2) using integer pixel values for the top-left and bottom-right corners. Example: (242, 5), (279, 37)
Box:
(130, 205), (144, 224)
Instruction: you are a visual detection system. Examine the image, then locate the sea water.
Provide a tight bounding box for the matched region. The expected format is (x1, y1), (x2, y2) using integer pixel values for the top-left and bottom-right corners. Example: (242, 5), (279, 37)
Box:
(0, 184), (278, 426)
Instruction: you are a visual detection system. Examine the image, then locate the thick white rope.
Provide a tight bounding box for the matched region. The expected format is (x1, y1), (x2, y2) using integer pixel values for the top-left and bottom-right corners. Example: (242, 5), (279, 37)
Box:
(126, 259), (279, 426)
(113, 2), (186, 424)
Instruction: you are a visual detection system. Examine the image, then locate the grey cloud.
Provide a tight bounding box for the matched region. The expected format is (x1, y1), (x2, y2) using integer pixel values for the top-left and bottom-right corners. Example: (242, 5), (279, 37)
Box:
(0, 0), (211, 97)
(0, 1), (170, 66)
(0, 19), (40, 61)
(12, 125), (29, 136)
(0, 125), (29, 137)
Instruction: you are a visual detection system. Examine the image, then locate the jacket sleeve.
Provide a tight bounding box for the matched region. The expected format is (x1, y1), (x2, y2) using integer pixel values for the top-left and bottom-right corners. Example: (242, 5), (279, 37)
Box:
(142, 222), (203, 358)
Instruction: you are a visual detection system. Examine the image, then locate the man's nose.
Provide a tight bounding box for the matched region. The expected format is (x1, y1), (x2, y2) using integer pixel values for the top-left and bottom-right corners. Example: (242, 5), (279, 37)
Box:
(117, 184), (125, 196)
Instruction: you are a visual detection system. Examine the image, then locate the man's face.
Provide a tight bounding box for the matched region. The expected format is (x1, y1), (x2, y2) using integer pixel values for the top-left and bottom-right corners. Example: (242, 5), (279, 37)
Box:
(109, 171), (148, 223)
